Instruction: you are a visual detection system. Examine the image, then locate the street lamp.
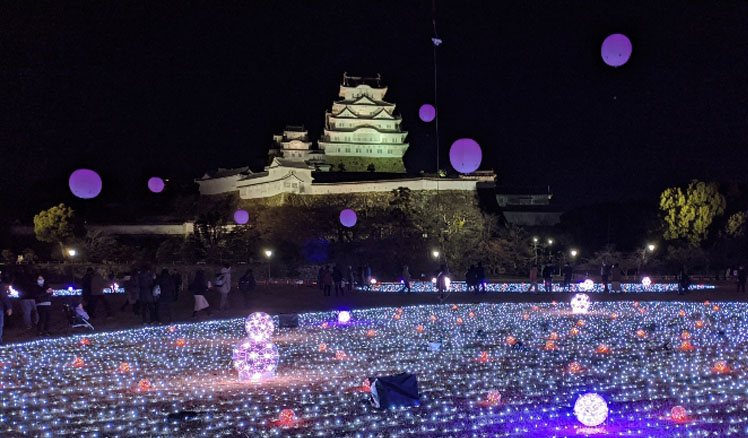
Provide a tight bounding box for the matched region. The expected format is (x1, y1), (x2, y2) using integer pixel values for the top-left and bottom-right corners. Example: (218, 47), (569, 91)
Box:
(67, 248), (77, 258)
(264, 249), (273, 285)
(639, 243), (656, 276)
(432, 250), (440, 259)
(532, 237), (539, 265)
(647, 244), (656, 252)
(570, 249), (578, 258)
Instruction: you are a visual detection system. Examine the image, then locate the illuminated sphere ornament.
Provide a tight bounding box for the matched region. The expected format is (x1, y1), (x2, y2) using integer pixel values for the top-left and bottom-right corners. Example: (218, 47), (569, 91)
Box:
(641, 276), (652, 288)
(232, 338), (279, 382)
(601, 33), (632, 67)
(278, 409), (296, 427)
(233, 209), (249, 225)
(245, 312), (274, 341)
(338, 311), (351, 324)
(579, 279), (595, 292)
(69, 169), (102, 199)
(339, 209), (357, 227)
(449, 138), (482, 174)
(570, 293), (591, 314)
(671, 406), (688, 423)
(147, 176), (165, 193)
(418, 104), (436, 122)
(574, 393), (609, 427)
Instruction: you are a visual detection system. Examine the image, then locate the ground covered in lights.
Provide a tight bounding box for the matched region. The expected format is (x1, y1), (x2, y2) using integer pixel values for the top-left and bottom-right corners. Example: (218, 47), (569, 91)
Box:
(2, 301), (747, 438)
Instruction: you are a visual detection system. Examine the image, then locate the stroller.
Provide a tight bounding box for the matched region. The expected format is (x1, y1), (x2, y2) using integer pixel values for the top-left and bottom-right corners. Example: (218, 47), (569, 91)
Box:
(63, 301), (95, 331)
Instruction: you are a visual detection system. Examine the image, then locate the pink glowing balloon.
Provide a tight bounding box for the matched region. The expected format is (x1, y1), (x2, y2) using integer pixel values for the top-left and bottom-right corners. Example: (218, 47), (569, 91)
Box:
(339, 209), (357, 228)
(68, 169), (102, 199)
(234, 209), (249, 225)
(147, 177), (165, 193)
(419, 104), (436, 123)
(449, 138), (482, 174)
(601, 33), (632, 67)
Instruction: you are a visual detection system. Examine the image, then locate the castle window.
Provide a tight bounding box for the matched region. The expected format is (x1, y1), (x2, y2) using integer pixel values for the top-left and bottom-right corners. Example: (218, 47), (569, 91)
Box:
(345, 148), (350, 153)
(388, 149), (393, 154)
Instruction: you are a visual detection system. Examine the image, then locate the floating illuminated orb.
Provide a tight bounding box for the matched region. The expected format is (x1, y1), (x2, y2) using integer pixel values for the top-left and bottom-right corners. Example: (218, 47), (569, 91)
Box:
(601, 33), (632, 67)
(641, 276), (652, 288)
(570, 293), (591, 314)
(245, 312), (275, 341)
(449, 138), (482, 174)
(419, 104), (436, 122)
(574, 393), (609, 427)
(69, 169), (102, 199)
(339, 209), (357, 228)
(579, 279), (595, 292)
(147, 176), (165, 193)
(233, 209), (249, 225)
(338, 311), (351, 324)
(232, 338), (279, 382)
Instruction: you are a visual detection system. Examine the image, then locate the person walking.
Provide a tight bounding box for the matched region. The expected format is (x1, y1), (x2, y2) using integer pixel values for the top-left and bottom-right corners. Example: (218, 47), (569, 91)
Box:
(157, 269), (177, 323)
(138, 266), (156, 323)
(400, 265), (411, 293)
(542, 262), (554, 292)
(332, 265), (343, 296)
(737, 265), (746, 293)
(562, 263), (573, 291)
(34, 274), (54, 336)
(190, 270), (212, 318)
(529, 265), (539, 292)
(238, 268), (256, 309)
(217, 264), (232, 311)
(0, 277), (13, 345)
(436, 265), (449, 300)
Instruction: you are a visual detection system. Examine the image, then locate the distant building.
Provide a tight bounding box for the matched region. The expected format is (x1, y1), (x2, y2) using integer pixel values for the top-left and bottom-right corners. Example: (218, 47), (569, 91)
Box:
(496, 187), (562, 226)
(318, 73), (409, 173)
(268, 125), (330, 171)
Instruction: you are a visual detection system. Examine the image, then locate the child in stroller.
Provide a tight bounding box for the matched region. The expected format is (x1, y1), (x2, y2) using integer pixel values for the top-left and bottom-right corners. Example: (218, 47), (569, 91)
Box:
(64, 300), (94, 331)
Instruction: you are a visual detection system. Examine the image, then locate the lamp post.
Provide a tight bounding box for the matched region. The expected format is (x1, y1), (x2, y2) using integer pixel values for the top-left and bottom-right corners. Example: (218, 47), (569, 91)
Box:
(264, 249), (273, 285)
(639, 243), (655, 276)
(546, 238), (554, 264)
(432, 250), (440, 260)
(532, 237), (539, 266)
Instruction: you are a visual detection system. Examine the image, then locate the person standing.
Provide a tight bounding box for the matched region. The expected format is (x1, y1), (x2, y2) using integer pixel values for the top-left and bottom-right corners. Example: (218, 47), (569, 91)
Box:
(542, 262), (554, 292)
(238, 268), (256, 309)
(317, 266), (325, 291)
(737, 265), (746, 293)
(322, 266), (333, 297)
(601, 262), (611, 293)
(400, 265), (411, 293)
(346, 266), (354, 293)
(529, 265), (539, 292)
(88, 268), (113, 319)
(466, 265), (477, 293)
(611, 263), (622, 292)
(678, 266), (689, 295)
(138, 266), (156, 323)
(157, 269), (177, 323)
(562, 263), (573, 291)
(18, 271), (39, 331)
(217, 264), (232, 311)
(34, 274), (54, 336)
(476, 262), (486, 293)
(190, 270), (212, 318)
(0, 277), (14, 345)
(436, 265), (449, 300)
(332, 265), (343, 296)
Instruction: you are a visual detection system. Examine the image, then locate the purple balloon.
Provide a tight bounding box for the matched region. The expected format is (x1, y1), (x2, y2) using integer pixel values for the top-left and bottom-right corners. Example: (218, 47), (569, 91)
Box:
(234, 209), (249, 225)
(601, 33), (632, 67)
(68, 169), (102, 199)
(147, 177), (165, 193)
(339, 209), (357, 228)
(449, 138), (482, 174)
(419, 104), (436, 123)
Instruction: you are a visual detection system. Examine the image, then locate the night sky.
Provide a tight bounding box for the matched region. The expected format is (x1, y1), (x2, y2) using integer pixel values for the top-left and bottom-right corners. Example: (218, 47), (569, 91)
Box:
(3, 1), (748, 218)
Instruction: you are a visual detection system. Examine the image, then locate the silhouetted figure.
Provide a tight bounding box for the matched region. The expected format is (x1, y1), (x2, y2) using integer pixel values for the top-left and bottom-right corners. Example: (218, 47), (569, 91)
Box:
(190, 270), (212, 318)
(562, 263), (573, 291)
(400, 265), (411, 293)
(157, 269), (177, 323)
(601, 262), (611, 293)
(476, 262), (486, 293)
(737, 265), (746, 293)
(138, 266), (156, 323)
(529, 266), (539, 292)
(542, 263), (554, 292)
(238, 268), (256, 308)
(332, 265), (344, 296)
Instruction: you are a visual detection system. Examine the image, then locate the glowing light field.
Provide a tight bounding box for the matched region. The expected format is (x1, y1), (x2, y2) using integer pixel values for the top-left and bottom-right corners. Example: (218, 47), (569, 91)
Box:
(1, 301), (746, 437)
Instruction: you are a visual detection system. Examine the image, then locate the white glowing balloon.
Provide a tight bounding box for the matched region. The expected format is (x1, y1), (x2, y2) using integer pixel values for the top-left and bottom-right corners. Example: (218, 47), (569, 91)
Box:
(245, 312), (275, 341)
(641, 276), (652, 288)
(570, 293), (591, 314)
(574, 393), (609, 427)
(338, 311), (351, 324)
